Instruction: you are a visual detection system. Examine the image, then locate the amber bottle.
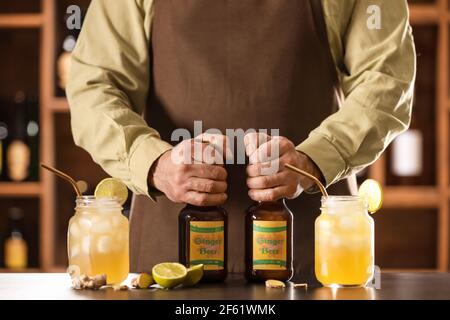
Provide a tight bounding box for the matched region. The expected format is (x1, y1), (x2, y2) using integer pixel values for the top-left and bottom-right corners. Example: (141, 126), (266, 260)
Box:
(179, 205), (228, 282)
(245, 199), (293, 282)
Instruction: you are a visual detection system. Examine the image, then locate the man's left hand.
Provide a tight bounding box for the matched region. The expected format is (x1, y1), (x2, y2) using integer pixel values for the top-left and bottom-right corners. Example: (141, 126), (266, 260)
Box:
(245, 133), (323, 202)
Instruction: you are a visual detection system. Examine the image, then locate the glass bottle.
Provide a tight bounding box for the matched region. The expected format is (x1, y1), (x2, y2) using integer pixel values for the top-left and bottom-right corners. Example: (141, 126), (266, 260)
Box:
(245, 199), (293, 282)
(179, 205), (227, 282)
(315, 196), (374, 287)
(25, 93), (39, 181)
(7, 91), (30, 182)
(4, 207), (28, 269)
(68, 196), (129, 284)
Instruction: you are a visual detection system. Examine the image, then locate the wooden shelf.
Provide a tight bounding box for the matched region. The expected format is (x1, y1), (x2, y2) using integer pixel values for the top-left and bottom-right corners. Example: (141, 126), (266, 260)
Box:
(382, 268), (438, 273)
(47, 266), (66, 273)
(0, 268), (41, 273)
(0, 14), (43, 28)
(409, 5), (439, 25)
(0, 182), (41, 197)
(383, 186), (439, 208)
(49, 97), (69, 112)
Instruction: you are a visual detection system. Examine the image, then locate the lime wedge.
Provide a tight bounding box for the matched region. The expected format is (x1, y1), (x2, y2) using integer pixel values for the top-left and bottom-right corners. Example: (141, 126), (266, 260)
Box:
(94, 178), (128, 205)
(358, 179), (383, 213)
(152, 263), (187, 289)
(183, 264), (204, 286)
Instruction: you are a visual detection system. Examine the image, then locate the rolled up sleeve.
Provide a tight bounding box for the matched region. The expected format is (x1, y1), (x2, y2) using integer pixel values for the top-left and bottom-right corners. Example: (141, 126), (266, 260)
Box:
(67, 0), (172, 197)
(297, 0), (416, 187)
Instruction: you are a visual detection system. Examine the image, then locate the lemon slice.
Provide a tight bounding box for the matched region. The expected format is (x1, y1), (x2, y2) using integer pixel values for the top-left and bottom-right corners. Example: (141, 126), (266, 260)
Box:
(358, 179), (383, 213)
(183, 264), (204, 287)
(152, 263), (187, 289)
(94, 178), (128, 205)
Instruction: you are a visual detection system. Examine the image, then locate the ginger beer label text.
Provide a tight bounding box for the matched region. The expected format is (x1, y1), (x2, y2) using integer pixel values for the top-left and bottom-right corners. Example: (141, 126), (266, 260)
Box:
(253, 221), (287, 270)
(190, 221), (224, 270)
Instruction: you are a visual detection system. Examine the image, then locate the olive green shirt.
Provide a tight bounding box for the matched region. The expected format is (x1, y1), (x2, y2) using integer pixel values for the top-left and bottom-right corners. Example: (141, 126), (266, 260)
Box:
(67, 0), (416, 197)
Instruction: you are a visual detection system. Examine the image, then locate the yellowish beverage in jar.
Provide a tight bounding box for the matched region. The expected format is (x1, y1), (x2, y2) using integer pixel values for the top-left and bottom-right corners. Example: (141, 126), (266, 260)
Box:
(315, 196), (374, 287)
(68, 196), (129, 284)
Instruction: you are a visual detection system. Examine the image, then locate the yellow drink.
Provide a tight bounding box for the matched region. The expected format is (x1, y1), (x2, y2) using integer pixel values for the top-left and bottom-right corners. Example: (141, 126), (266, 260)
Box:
(68, 196), (129, 284)
(315, 196), (374, 287)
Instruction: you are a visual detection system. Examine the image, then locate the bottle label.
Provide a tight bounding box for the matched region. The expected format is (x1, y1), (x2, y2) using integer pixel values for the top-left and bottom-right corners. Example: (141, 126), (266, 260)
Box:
(189, 221), (224, 270)
(253, 221), (287, 270)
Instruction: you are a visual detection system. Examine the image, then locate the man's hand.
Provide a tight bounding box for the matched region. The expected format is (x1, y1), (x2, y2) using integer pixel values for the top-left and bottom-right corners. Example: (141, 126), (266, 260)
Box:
(148, 137), (229, 206)
(245, 133), (323, 202)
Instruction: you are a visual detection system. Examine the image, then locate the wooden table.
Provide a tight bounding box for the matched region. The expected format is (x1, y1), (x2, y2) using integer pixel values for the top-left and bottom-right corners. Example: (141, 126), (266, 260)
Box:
(0, 272), (450, 300)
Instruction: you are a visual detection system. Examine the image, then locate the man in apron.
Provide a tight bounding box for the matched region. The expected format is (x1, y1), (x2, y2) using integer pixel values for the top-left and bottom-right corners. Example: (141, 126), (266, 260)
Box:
(68, 0), (415, 281)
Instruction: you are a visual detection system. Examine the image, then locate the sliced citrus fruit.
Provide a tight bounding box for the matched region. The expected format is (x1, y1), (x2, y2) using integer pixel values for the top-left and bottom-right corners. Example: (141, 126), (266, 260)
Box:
(152, 263), (187, 289)
(358, 179), (383, 213)
(94, 178), (128, 205)
(183, 264), (204, 287)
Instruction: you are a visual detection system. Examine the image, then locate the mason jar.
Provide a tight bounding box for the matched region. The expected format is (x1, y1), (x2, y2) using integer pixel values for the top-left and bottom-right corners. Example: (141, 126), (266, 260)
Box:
(315, 196), (374, 287)
(67, 196), (129, 284)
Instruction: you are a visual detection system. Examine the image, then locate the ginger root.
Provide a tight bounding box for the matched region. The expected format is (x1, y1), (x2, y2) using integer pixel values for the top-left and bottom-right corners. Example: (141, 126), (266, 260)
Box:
(72, 274), (107, 290)
(131, 273), (154, 289)
(113, 284), (129, 291)
(265, 279), (285, 289)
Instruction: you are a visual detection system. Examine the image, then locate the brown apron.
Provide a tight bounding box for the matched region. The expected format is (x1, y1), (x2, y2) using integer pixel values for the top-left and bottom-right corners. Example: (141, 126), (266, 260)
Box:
(130, 0), (353, 281)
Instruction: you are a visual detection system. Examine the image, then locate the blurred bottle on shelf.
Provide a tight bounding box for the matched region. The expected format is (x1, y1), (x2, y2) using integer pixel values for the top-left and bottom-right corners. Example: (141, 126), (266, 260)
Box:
(26, 93), (40, 181)
(57, 8), (86, 91)
(3, 207), (28, 269)
(0, 121), (8, 180)
(7, 91), (30, 182)
(57, 35), (76, 90)
(5, 91), (39, 182)
(389, 115), (424, 186)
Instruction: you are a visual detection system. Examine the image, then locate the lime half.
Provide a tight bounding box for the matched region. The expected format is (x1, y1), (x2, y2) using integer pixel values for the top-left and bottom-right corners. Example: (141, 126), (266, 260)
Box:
(152, 263), (187, 289)
(183, 264), (204, 286)
(358, 179), (383, 213)
(94, 178), (128, 205)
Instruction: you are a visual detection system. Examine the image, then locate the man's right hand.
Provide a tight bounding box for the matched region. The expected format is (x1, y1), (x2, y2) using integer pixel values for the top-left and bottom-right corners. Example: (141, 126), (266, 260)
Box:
(148, 138), (228, 206)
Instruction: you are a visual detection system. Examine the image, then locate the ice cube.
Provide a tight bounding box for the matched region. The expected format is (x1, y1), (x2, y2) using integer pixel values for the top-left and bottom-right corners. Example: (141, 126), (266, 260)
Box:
(69, 223), (81, 239)
(338, 216), (358, 232)
(91, 219), (111, 234)
(81, 236), (90, 255)
(317, 219), (332, 232)
(96, 235), (113, 254)
(316, 232), (331, 245)
(111, 215), (122, 227)
(78, 217), (92, 231)
(331, 236), (343, 248)
(111, 233), (127, 252)
(70, 244), (80, 259)
(342, 235), (366, 250)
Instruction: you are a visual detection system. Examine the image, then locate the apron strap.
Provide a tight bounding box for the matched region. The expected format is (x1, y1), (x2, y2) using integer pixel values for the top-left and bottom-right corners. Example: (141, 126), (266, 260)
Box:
(309, 0), (343, 111)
